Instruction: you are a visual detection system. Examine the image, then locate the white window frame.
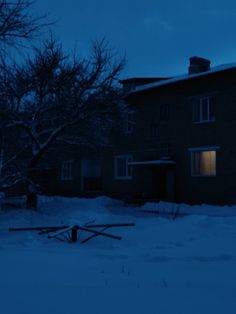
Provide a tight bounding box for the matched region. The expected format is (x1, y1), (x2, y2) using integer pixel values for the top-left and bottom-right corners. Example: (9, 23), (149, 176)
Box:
(114, 155), (133, 180)
(188, 146), (219, 177)
(61, 160), (73, 180)
(192, 96), (215, 123)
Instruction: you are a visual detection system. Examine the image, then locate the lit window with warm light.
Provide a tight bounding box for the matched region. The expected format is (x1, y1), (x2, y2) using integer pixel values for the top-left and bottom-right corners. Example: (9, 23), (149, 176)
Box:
(191, 150), (216, 176)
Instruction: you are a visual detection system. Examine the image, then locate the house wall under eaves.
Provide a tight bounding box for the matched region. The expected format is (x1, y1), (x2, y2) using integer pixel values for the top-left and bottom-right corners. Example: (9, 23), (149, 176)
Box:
(102, 68), (236, 205)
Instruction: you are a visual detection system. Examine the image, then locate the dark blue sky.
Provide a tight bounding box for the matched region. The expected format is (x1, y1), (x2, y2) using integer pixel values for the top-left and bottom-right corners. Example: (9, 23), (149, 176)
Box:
(34, 0), (236, 78)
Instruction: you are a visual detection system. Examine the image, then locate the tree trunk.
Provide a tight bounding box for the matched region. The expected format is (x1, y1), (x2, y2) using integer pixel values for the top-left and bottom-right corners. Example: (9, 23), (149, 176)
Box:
(26, 189), (38, 211)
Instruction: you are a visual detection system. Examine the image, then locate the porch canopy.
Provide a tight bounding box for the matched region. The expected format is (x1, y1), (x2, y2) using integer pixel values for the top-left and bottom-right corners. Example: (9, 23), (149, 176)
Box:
(128, 159), (176, 166)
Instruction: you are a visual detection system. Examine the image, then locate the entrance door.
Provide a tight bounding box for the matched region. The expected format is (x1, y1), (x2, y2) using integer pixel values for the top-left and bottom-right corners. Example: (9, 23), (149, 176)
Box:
(81, 158), (102, 192)
(152, 167), (175, 201)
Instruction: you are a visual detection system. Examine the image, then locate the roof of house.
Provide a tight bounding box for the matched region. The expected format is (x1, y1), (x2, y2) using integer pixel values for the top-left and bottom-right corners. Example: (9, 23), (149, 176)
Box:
(119, 77), (170, 84)
(128, 63), (236, 95)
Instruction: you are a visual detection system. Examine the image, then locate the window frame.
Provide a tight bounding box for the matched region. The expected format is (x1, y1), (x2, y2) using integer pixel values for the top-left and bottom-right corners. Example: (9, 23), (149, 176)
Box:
(124, 112), (134, 134)
(114, 155), (133, 180)
(150, 123), (159, 139)
(160, 104), (170, 120)
(61, 160), (73, 181)
(160, 142), (171, 158)
(192, 96), (215, 123)
(189, 146), (219, 177)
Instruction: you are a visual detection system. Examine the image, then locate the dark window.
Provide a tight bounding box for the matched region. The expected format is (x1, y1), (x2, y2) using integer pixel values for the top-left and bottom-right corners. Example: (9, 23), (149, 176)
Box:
(192, 97), (215, 123)
(201, 98), (209, 121)
(150, 123), (159, 138)
(160, 104), (170, 120)
(61, 160), (73, 180)
(124, 113), (134, 133)
(160, 143), (171, 158)
(115, 155), (132, 179)
(193, 101), (200, 122)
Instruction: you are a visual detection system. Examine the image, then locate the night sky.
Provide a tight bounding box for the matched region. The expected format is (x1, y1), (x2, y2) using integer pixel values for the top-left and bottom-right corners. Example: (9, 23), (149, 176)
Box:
(34, 0), (236, 78)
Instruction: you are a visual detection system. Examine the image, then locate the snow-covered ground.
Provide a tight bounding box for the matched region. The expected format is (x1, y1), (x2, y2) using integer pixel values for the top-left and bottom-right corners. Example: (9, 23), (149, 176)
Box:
(0, 196), (236, 314)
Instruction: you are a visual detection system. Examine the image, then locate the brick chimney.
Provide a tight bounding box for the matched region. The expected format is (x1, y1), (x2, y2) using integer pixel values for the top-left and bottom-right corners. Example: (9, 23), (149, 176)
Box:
(188, 56), (211, 74)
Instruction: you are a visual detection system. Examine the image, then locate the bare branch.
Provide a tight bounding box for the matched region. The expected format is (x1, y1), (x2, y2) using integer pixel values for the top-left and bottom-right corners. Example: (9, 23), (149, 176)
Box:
(0, 0), (50, 50)
(0, 36), (126, 193)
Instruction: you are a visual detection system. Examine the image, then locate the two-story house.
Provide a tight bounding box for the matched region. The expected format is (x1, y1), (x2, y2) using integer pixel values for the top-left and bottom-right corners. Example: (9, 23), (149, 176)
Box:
(102, 57), (236, 205)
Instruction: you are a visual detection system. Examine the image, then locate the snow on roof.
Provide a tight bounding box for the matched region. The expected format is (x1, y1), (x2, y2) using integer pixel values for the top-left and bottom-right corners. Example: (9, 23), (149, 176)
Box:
(129, 160), (176, 166)
(129, 63), (236, 95)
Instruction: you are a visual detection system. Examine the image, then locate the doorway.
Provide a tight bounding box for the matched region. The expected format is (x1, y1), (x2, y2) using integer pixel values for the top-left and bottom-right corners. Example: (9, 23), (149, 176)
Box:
(152, 166), (175, 201)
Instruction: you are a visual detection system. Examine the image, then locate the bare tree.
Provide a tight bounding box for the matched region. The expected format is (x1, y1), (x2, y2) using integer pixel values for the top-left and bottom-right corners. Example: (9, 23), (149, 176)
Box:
(0, 37), (126, 204)
(0, 0), (47, 50)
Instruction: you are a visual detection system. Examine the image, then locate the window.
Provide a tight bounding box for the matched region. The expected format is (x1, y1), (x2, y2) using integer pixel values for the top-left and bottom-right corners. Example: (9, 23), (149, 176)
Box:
(150, 123), (159, 138)
(160, 143), (171, 158)
(124, 112), (134, 134)
(81, 158), (101, 177)
(61, 160), (73, 180)
(114, 155), (132, 179)
(160, 104), (170, 120)
(192, 97), (215, 123)
(190, 149), (217, 176)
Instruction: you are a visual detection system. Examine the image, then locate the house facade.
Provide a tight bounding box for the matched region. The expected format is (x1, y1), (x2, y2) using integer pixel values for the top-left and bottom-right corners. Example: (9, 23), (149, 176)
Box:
(33, 144), (104, 197)
(102, 57), (236, 205)
(9, 56), (236, 205)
